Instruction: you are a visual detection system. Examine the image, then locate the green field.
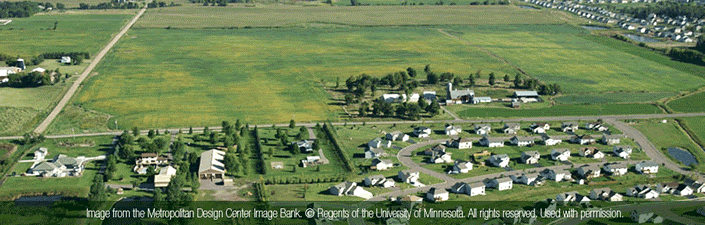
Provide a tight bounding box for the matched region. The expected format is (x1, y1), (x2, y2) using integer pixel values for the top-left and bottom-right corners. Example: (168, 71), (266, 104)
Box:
(678, 117), (705, 153)
(631, 119), (705, 173)
(334, 0), (512, 5)
(668, 92), (705, 113)
(450, 103), (663, 119)
(554, 92), (675, 104)
(448, 25), (705, 93)
(135, 5), (570, 28)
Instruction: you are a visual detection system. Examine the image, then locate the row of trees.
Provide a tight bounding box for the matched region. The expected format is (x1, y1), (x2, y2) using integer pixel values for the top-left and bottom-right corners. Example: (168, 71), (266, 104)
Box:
(79, 1), (140, 10)
(617, 2), (705, 20)
(1, 72), (52, 88)
(0, 2), (41, 18)
(147, 1), (180, 8)
(364, 98), (440, 119)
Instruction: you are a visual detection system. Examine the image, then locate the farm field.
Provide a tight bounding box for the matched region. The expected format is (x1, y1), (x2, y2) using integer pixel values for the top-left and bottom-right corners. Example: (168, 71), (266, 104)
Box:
(134, 5), (569, 28)
(554, 92), (675, 104)
(71, 26), (518, 129)
(678, 117), (705, 152)
(631, 119), (705, 173)
(667, 92), (705, 113)
(448, 24), (705, 93)
(449, 103), (663, 119)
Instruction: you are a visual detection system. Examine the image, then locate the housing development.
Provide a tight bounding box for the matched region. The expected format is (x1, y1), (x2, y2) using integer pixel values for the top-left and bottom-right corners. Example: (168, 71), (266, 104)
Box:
(1, 0), (705, 224)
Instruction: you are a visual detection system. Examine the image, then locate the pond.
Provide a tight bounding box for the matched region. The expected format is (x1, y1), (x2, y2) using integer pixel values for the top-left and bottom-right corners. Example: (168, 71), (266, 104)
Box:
(668, 147), (698, 166)
(623, 34), (660, 43)
(14, 195), (63, 207)
(519, 5), (539, 9)
(582, 25), (607, 30)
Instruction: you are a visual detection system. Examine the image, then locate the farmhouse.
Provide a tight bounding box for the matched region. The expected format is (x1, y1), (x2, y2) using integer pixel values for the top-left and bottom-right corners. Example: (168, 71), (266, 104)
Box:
(444, 124), (462, 136)
(154, 165), (177, 188)
(613, 145), (633, 159)
(368, 138), (392, 149)
(603, 162), (628, 176)
(292, 140), (314, 153)
(635, 161), (659, 174)
(486, 177), (513, 191)
(602, 134), (622, 145)
(413, 126), (432, 138)
(578, 164), (601, 179)
(364, 148), (386, 159)
(571, 135), (596, 145)
(0, 67), (21, 83)
(474, 124), (492, 135)
(542, 135), (562, 146)
(398, 170), (420, 184)
(450, 161), (473, 174)
(426, 188), (449, 202)
(27, 154), (84, 177)
(386, 131), (409, 142)
(510, 136), (535, 147)
(198, 149), (226, 180)
(448, 137), (472, 149)
(381, 94), (407, 103)
(488, 154), (510, 167)
(446, 83), (474, 104)
(561, 122), (579, 132)
(503, 123), (520, 134)
(371, 159), (394, 171)
(550, 148), (571, 161)
(479, 136), (504, 147)
(530, 122), (550, 133)
(521, 151), (540, 164)
(408, 93), (420, 103)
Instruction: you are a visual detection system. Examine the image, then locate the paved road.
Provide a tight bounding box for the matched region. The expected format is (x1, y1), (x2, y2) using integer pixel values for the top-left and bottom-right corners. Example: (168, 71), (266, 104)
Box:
(32, 6), (148, 134)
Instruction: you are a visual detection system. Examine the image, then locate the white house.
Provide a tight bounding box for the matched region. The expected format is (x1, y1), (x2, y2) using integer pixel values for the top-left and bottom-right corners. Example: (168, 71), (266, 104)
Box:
(561, 122), (579, 132)
(577, 164), (601, 179)
(503, 123), (520, 134)
(520, 151), (540, 164)
(655, 182), (678, 194)
(486, 177), (513, 191)
(488, 154), (510, 167)
(540, 168), (570, 182)
(557, 191), (590, 204)
(424, 144), (446, 155)
(627, 185), (659, 199)
(413, 126), (432, 138)
(28, 154), (84, 177)
(466, 182), (486, 196)
(364, 148), (386, 159)
(448, 137), (472, 149)
(571, 135), (596, 145)
(474, 124), (492, 135)
(519, 173), (539, 185)
(551, 149), (571, 161)
(34, 147), (48, 159)
(472, 96), (492, 104)
(445, 125), (462, 136)
(530, 122), (550, 134)
(364, 175), (395, 188)
(381, 94), (406, 103)
(386, 131), (409, 142)
(603, 162), (628, 176)
(542, 135), (562, 146)
(635, 161), (659, 174)
(431, 152), (453, 164)
(602, 134), (622, 145)
(60, 56), (71, 64)
(426, 188), (449, 202)
(510, 136), (535, 147)
(329, 181), (373, 199)
(407, 93), (420, 103)
(589, 188), (623, 201)
(398, 170), (420, 184)
(675, 184), (693, 196)
(579, 147), (604, 159)
(479, 136), (504, 148)
(450, 161), (473, 174)
(371, 159), (394, 171)
(450, 182), (467, 193)
(368, 138), (391, 149)
(586, 122), (608, 131)
(154, 165), (177, 188)
(613, 145), (633, 159)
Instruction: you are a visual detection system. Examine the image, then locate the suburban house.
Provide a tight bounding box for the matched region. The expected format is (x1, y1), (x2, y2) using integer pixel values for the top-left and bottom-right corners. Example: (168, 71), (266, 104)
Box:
(386, 131), (409, 142)
(368, 138), (392, 149)
(603, 162), (629, 176)
(451, 182), (467, 193)
(675, 184), (694, 196)
(413, 126), (432, 138)
(292, 140), (314, 153)
(631, 209), (663, 224)
(510, 136), (535, 147)
(503, 123), (520, 134)
(479, 136), (504, 148)
(602, 134), (622, 145)
(364, 175), (395, 188)
(329, 181), (373, 199)
(561, 122), (579, 132)
(398, 170), (420, 184)
(364, 148), (386, 159)
(430, 151), (453, 164)
(34, 147), (48, 159)
(586, 122), (608, 131)
(635, 161), (659, 174)
(450, 161), (473, 174)
(519, 173), (539, 185)
(513, 91), (539, 99)
(423, 91), (436, 101)
(27, 154), (84, 177)
(626, 185), (659, 199)
(687, 180), (705, 193)
(520, 151), (540, 164)
(472, 96), (492, 104)
(154, 165), (177, 188)
(540, 168), (570, 182)
(466, 182), (486, 196)
(542, 135), (562, 146)
(486, 177), (513, 191)
(577, 164), (601, 179)
(371, 159), (394, 171)
(589, 188), (623, 201)
(133, 153), (169, 174)
(424, 144), (446, 155)
(446, 83), (474, 104)
(199, 149), (226, 180)
(655, 182), (679, 194)
(556, 191), (590, 204)
(613, 145), (633, 159)
(444, 125), (462, 136)
(579, 147), (604, 159)
(530, 122), (550, 134)
(426, 188), (449, 202)
(474, 124), (492, 135)
(550, 149), (571, 161)
(448, 137), (472, 149)
(488, 154), (510, 167)
(571, 135), (596, 145)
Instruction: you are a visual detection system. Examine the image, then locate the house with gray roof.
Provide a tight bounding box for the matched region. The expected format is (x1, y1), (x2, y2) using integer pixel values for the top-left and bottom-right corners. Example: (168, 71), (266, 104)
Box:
(446, 83), (474, 104)
(27, 154), (83, 177)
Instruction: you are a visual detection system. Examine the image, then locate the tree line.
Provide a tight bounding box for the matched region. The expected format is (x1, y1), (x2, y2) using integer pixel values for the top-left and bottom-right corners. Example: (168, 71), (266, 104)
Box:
(1, 71), (52, 88)
(352, 0), (509, 6)
(616, 2), (705, 20)
(0, 1), (40, 18)
(78, 1), (139, 10)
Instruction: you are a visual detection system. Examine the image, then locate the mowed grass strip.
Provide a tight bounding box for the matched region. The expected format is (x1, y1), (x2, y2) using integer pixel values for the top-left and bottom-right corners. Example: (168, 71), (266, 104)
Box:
(668, 92), (705, 113)
(135, 5), (566, 28)
(74, 26), (517, 129)
(448, 25), (705, 93)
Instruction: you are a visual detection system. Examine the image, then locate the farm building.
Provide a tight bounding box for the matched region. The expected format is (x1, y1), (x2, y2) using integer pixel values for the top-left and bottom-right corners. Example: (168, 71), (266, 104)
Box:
(446, 83), (474, 104)
(513, 91), (539, 98)
(154, 165), (177, 188)
(198, 149), (226, 180)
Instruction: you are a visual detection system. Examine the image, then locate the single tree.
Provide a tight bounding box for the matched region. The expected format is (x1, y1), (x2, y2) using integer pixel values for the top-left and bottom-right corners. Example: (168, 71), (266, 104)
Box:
(489, 73), (496, 86)
(424, 64), (432, 74)
(289, 119), (296, 129)
(407, 67), (417, 78)
(133, 127), (140, 137)
(426, 72), (439, 84)
(504, 74), (510, 82)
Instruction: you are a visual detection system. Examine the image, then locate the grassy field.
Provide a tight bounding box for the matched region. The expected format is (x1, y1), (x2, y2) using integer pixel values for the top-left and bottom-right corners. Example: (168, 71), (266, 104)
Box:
(449, 103), (663, 119)
(678, 117), (705, 154)
(631, 119), (705, 173)
(44, 106), (113, 135)
(135, 5), (569, 28)
(554, 92), (675, 104)
(447, 25), (705, 93)
(668, 92), (705, 113)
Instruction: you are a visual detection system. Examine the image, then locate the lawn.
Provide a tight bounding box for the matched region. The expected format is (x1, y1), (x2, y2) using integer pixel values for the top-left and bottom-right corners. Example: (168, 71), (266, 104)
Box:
(448, 24), (705, 93)
(554, 92), (675, 104)
(0, 160), (101, 200)
(667, 92), (705, 113)
(135, 5), (567, 28)
(449, 103), (663, 119)
(26, 135), (114, 158)
(631, 119), (705, 173)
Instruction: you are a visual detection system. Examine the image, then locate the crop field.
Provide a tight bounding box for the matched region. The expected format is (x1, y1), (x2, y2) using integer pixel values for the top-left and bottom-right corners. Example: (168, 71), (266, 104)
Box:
(668, 92), (705, 113)
(631, 119), (705, 173)
(447, 25), (705, 93)
(449, 103), (663, 119)
(135, 5), (569, 28)
(678, 117), (705, 151)
(554, 92), (675, 104)
(72, 26), (520, 128)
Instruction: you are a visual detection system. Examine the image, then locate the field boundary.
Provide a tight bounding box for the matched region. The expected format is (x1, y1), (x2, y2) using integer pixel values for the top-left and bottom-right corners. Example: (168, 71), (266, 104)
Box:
(674, 118), (705, 158)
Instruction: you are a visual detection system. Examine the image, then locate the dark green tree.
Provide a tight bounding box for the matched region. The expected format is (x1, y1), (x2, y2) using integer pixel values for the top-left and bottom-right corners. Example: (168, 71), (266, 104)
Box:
(424, 64), (431, 74)
(426, 72), (439, 84)
(407, 67), (417, 77)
